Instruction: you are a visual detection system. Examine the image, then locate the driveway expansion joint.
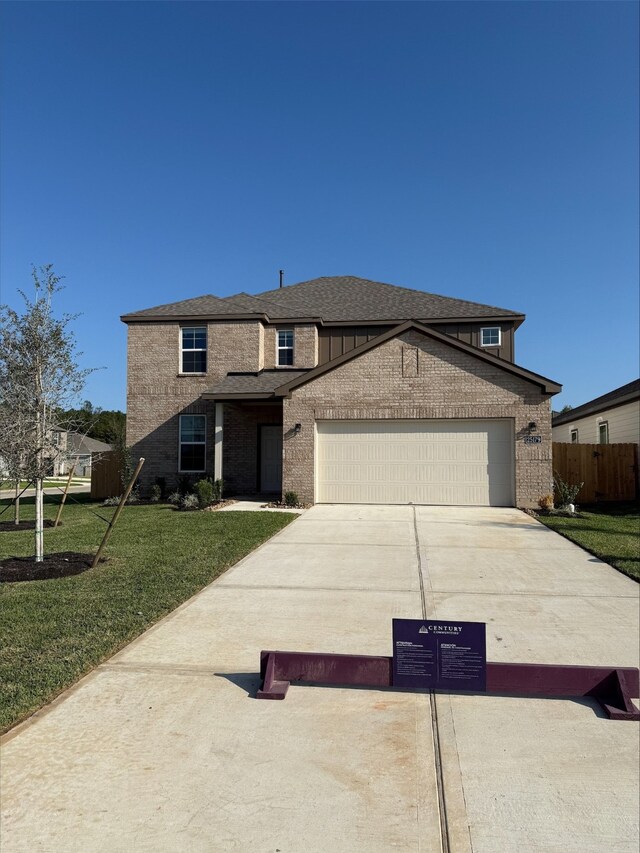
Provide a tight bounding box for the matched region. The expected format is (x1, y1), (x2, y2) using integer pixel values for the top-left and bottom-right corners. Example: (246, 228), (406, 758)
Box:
(429, 589), (638, 599)
(100, 662), (221, 677)
(412, 506), (449, 853)
(218, 583), (419, 593)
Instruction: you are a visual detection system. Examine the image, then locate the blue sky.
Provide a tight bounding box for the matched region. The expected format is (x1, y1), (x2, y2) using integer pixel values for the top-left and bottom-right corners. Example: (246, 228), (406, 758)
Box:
(1, 1), (638, 412)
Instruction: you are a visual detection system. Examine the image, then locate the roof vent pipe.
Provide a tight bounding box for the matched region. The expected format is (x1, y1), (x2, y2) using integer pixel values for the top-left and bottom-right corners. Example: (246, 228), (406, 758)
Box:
(279, 269), (284, 288)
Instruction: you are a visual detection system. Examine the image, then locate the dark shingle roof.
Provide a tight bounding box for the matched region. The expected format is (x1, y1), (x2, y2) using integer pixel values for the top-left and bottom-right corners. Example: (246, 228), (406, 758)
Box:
(250, 276), (522, 323)
(68, 435), (112, 454)
(121, 294), (259, 320)
(205, 369), (308, 397)
(552, 379), (640, 426)
(221, 292), (294, 316)
(122, 276), (523, 324)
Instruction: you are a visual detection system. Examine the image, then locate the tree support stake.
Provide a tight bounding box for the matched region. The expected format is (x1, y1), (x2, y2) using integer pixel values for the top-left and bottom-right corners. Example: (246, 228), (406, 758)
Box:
(54, 468), (75, 528)
(91, 457), (144, 569)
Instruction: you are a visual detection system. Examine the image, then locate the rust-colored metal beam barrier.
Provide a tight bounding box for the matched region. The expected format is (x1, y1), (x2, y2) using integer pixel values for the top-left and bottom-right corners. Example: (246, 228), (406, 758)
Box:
(257, 650), (640, 721)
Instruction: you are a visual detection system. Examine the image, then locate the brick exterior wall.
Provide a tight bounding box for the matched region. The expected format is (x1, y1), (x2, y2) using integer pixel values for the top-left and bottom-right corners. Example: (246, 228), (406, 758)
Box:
(127, 320), (553, 506)
(126, 320), (264, 491)
(282, 330), (554, 507)
(264, 324), (318, 369)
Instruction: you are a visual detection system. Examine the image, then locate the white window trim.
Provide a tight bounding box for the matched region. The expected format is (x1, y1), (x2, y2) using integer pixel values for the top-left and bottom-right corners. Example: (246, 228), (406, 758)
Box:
(180, 326), (208, 375)
(277, 328), (294, 367)
(570, 429), (579, 443)
(598, 421), (609, 444)
(178, 414), (207, 473)
(480, 326), (501, 347)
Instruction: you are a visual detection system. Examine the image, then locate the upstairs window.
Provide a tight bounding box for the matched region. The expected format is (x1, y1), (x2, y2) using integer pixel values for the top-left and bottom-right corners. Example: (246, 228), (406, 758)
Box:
(481, 327), (501, 347)
(181, 327), (207, 373)
(277, 329), (294, 366)
(179, 415), (206, 471)
(570, 429), (579, 444)
(598, 422), (609, 444)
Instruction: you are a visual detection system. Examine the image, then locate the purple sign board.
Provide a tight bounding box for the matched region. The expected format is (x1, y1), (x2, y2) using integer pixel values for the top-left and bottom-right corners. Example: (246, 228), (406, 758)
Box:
(392, 619), (486, 692)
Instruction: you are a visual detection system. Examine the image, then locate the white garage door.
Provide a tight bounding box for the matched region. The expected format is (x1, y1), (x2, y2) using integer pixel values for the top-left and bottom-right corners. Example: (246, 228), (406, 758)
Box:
(316, 419), (514, 506)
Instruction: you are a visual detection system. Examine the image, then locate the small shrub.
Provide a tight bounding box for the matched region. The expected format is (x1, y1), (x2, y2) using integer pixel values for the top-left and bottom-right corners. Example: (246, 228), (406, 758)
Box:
(148, 483), (162, 503)
(212, 478), (224, 502)
(195, 478), (214, 509)
(537, 494), (554, 511)
(283, 491), (299, 507)
(154, 477), (167, 499)
(177, 474), (192, 496)
(167, 491), (181, 506)
(181, 493), (199, 510)
(102, 492), (139, 506)
(553, 473), (583, 509)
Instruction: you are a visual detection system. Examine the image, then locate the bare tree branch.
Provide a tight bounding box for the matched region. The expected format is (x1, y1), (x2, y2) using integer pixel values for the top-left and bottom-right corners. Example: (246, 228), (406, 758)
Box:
(0, 265), (97, 560)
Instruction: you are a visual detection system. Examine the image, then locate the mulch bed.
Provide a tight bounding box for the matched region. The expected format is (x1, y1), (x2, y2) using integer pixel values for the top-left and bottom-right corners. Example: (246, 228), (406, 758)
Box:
(203, 500), (237, 511)
(0, 552), (102, 583)
(0, 519), (58, 533)
(522, 508), (582, 519)
(265, 501), (309, 510)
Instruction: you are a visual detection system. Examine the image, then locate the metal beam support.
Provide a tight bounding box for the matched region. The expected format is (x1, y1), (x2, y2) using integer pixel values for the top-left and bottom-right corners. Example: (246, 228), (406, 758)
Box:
(257, 650), (639, 720)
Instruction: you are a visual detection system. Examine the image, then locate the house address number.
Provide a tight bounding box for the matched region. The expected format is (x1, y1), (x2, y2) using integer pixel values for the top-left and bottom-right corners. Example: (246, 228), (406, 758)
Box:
(523, 435), (542, 444)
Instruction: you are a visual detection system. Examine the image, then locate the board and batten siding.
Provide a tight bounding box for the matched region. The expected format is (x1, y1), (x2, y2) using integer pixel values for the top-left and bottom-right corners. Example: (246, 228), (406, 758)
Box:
(552, 400), (640, 445)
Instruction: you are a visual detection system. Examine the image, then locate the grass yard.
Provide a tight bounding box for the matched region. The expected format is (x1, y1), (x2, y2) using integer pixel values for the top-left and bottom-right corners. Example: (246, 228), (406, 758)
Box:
(0, 495), (296, 733)
(538, 501), (640, 582)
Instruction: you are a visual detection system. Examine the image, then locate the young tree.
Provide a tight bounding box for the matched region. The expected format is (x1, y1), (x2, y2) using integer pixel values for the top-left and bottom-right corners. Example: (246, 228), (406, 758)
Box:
(0, 265), (94, 560)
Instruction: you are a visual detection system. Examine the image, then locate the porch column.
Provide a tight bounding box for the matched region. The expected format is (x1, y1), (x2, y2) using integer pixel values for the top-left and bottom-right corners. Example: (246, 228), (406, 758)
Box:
(214, 402), (224, 481)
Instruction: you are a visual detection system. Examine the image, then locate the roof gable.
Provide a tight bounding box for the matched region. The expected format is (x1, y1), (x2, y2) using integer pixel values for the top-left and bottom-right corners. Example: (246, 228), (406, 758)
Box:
(273, 320), (561, 396)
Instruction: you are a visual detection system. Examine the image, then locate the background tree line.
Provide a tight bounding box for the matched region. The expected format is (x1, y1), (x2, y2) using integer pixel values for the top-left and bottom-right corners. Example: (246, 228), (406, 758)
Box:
(56, 401), (126, 447)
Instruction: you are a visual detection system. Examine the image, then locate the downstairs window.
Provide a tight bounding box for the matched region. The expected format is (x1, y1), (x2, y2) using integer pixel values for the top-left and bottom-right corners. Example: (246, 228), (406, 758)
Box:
(179, 414), (206, 472)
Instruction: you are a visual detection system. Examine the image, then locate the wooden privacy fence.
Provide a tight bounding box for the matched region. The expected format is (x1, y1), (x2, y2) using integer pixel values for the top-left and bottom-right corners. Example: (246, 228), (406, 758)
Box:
(90, 450), (123, 500)
(552, 443), (638, 503)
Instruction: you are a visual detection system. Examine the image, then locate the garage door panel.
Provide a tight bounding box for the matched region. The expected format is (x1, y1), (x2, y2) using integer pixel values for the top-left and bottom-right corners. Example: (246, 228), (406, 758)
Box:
(316, 420), (514, 506)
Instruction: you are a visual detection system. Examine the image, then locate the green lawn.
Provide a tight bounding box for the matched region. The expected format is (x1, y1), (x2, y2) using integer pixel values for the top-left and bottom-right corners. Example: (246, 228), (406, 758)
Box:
(0, 495), (295, 733)
(538, 502), (640, 582)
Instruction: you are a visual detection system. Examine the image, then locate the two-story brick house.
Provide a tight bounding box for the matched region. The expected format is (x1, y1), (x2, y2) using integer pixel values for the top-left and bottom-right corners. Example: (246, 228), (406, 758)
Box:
(122, 275), (561, 507)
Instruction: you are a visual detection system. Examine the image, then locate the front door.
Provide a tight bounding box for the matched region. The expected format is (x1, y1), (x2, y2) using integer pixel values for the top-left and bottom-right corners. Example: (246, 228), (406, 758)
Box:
(260, 425), (283, 493)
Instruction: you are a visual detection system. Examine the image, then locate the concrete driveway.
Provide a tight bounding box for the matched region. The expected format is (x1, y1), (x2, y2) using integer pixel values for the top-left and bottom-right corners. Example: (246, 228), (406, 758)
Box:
(2, 506), (638, 852)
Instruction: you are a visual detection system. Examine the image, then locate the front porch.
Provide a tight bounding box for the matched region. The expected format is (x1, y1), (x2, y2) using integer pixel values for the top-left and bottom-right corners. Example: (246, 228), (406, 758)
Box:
(216, 401), (284, 497)
(204, 367), (308, 500)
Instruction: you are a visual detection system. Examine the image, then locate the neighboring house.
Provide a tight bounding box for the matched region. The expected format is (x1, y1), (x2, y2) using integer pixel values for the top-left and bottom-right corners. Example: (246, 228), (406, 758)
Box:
(122, 275), (561, 507)
(1, 427), (69, 480)
(54, 435), (112, 477)
(552, 380), (640, 446)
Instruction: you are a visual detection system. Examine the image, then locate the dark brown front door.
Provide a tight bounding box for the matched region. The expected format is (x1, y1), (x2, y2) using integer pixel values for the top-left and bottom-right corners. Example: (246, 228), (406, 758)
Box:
(260, 425), (282, 492)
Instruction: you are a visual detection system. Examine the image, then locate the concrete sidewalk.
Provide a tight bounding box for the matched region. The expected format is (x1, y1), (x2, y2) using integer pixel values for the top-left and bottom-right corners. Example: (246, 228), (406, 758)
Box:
(1, 483), (91, 500)
(1, 506), (638, 852)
